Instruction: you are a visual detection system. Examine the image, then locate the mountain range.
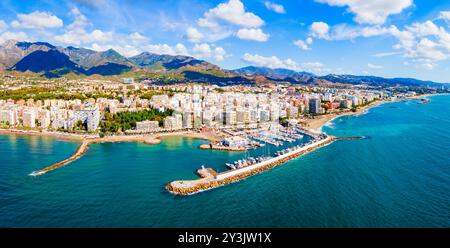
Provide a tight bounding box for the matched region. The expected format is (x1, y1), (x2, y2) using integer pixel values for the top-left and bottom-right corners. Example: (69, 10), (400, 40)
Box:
(0, 39), (447, 87)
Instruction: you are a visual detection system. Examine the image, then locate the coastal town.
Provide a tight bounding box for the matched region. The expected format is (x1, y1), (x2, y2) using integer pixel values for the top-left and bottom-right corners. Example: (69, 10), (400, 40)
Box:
(0, 75), (446, 193)
(0, 76), (431, 136)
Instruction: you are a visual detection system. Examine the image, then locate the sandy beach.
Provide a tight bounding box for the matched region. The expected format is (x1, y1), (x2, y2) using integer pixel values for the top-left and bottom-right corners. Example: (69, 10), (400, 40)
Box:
(300, 93), (439, 132)
(0, 129), (87, 141)
(0, 128), (222, 144)
(299, 100), (388, 133)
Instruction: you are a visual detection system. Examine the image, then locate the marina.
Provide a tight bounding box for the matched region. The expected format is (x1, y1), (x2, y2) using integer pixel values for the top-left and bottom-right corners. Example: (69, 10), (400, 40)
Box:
(166, 132), (335, 195)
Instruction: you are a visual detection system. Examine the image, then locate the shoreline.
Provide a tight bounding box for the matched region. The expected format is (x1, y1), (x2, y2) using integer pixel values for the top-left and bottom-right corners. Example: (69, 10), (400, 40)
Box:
(299, 100), (388, 133)
(302, 93), (439, 133)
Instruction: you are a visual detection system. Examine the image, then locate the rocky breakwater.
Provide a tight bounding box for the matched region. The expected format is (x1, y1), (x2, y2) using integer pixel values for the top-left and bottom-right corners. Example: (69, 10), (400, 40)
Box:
(166, 136), (335, 195)
(144, 138), (161, 145)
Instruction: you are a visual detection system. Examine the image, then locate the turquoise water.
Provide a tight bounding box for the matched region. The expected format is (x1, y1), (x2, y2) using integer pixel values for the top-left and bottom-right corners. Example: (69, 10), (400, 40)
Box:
(0, 95), (449, 227)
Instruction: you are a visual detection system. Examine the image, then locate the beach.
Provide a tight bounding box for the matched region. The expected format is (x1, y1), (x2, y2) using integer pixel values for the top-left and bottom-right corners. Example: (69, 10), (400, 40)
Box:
(299, 100), (387, 132)
(299, 93), (438, 132)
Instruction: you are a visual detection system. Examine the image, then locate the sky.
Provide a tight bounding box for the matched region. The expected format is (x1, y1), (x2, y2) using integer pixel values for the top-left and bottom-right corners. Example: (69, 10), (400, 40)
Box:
(0, 0), (449, 82)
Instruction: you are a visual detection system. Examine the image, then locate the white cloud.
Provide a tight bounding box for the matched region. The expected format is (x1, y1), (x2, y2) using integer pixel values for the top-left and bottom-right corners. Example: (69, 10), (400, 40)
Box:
(310, 22), (330, 39)
(301, 62), (328, 74)
(192, 43), (227, 61)
(55, 29), (113, 45)
(264, 1), (286, 14)
(175, 43), (190, 56)
(406, 38), (447, 61)
(67, 7), (90, 30)
(241, 53), (301, 70)
(186, 27), (204, 43)
(372, 51), (403, 57)
(11, 11), (63, 29)
(421, 62), (435, 70)
(129, 32), (149, 43)
(198, 0), (264, 29)
(315, 0), (413, 25)
(0, 31), (28, 44)
(236, 28), (269, 42)
(241, 53), (331, 74)
(367, 63), (383, 69)
(213, 47), (226, 61)
(145, 44), (178, 56)
(90, 43), (141, 57)
(294, 37), (313, 50)
(0, 20), (8, 32)
(54, 8), (112, 45)
(439, 11), (450, 21)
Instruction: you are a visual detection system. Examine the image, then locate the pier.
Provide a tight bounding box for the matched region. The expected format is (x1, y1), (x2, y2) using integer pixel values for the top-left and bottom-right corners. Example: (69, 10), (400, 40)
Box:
(166, 135), (335, 196)
(30, 139), (91, 176)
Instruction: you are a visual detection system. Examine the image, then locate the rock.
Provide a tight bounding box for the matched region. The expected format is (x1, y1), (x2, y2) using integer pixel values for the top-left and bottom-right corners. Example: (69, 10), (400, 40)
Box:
(144, 138), (161, 145)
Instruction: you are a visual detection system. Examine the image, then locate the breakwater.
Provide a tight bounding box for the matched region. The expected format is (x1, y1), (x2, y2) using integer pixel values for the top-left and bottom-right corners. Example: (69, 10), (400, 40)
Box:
(29, 139), (91, 176)
(166, 135), (335, 195)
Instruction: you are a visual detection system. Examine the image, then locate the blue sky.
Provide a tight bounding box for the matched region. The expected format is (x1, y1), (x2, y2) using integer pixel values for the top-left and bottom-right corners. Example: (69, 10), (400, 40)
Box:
(0, 0), (449, 82)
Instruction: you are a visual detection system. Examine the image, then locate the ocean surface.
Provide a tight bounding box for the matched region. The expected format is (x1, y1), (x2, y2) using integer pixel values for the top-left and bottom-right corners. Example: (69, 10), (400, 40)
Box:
(0, 94), (449, 227)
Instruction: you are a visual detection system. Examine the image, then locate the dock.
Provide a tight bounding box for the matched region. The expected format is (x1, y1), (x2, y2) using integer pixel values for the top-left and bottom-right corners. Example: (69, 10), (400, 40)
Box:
(166, 135), (335, 196)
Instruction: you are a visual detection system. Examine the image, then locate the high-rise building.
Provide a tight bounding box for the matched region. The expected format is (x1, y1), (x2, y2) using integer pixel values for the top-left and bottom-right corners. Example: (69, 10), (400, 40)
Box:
(182, 111), (193, 129)
(0, 109), (16, 126)
(38, 109), (51, 129)
(22, 109), (36, 128)
(309, 98), (321, 114)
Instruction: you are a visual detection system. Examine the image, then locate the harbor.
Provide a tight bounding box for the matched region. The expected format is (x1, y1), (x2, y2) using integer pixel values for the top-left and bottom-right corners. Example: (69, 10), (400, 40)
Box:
(166, 132), (335, 196)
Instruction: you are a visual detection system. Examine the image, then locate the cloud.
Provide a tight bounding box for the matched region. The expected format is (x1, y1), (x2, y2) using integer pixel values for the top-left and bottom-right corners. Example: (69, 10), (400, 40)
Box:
(301, 62), (328, 74)
(186, 27), (204, 43)
(0, 20), (7, 32)
(198, 0), (264, 29)
(236, 28), (269, 42)
(240, 53), (333, 74)
(54, 8), (112, 45)
(175, 43), (190, 56)
(0, 31), (28, 44)
(55, 29), (113, 45)
(264, 1), (286, 14)
(293, 37), (313, 50)
(67, 7), (90, 30)
(310, 22), (330, 39)
(372, 51), (403, 57)
(310, 19), (450, 69)
(241, 53), (301, 70)
(367, 63), (383, 69)
(129, 32), (149, 43)
(11, 11), (63, 29)
(315, 0), (413, 25)
(191, 0), (268, 43)
(90, 43), (141, 57)
(192, 43), (227, 61)
(439, 11), (450, 21)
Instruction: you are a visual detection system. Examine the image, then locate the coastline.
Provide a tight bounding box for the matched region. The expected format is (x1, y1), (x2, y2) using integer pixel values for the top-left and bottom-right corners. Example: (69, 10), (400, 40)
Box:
(0, 128), (222, 144)
(301, 93), (439, 133)
(300, 100), (388, 133)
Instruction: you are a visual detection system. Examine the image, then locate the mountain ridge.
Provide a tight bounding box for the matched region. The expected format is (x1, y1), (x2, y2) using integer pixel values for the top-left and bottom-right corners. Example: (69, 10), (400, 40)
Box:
(0, 40), (447, 87)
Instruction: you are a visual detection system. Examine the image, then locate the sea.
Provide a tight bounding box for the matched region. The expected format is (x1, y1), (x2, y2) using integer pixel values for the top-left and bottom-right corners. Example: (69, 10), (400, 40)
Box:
(0, 94), (449, 227)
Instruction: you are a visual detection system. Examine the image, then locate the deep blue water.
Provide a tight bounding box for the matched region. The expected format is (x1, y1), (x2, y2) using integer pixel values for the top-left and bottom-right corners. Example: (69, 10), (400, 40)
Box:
(0, 94), (449, 227)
